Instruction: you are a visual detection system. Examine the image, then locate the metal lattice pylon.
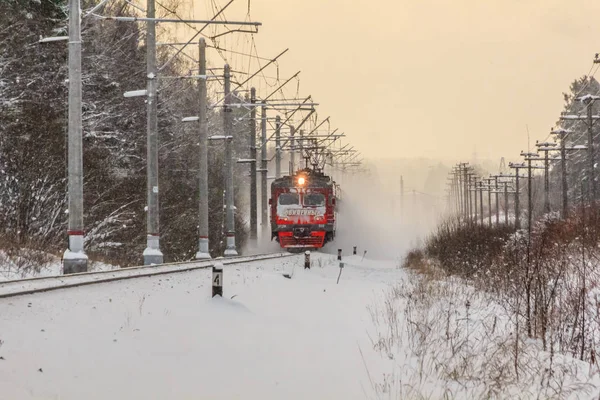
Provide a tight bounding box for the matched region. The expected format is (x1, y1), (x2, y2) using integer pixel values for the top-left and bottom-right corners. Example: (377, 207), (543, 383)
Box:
(499, 157), (507, 173)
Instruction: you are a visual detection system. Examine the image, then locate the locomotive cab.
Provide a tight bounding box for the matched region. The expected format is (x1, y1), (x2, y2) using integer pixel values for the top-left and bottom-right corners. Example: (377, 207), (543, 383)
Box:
(270, 168), (336, 250)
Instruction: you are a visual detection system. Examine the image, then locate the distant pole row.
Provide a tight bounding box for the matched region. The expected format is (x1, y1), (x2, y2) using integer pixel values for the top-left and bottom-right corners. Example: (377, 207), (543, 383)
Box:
(446, 67), (600, 230)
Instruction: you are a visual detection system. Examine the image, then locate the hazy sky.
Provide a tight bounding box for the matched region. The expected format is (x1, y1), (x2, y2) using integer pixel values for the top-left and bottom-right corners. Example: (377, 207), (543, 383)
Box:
(188, 0), (600, 164)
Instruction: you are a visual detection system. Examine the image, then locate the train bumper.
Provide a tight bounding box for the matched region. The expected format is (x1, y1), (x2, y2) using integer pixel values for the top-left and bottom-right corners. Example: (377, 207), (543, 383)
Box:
(277, 231), (326, 248)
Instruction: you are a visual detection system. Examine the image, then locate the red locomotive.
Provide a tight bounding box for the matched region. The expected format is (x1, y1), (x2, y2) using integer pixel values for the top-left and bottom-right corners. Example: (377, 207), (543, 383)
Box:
(269, 168), (337, 250)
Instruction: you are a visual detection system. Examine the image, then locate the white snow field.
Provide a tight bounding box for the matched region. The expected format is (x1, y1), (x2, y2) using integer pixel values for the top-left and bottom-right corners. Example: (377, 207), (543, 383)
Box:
(2, 251), (599, 399)
(0, 253), (404, 400)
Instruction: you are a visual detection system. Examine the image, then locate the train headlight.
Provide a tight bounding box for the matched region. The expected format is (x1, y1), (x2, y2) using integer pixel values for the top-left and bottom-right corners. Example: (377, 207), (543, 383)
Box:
(297, 176), (305, 186)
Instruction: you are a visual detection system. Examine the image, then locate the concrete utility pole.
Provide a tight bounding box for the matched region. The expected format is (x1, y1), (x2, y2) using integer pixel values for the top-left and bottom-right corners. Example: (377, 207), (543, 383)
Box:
(260, 103), (268, 235)
(275, 115), (281, 178)
(469, 171), (477, 224)
(460, 166), (467, 220)
(469, 174), (475, 223)
(466, 175), (472, 222)
(557, 129), (569, 219)
(561, 96), (600, 203)
(492, 175), (500, 224)
(479, 181), (484, 226)
(456, 174), (461, 217)
(535, 141), (557, 214)
(525, 153), (534, 234)
(223, 64), (238, 256)
(550, 128), (587, 219)
(196, 38), (210, 259)
(503, 180), (509, 225)
(450, 170), (459, 216)
(63, 0), (88, 274)
(496, 173), (516, 225)
(485, 178), (494, 226)
(468, 172), (473, 221)
(249, 87), (258, 243)
(454, 174), (460, 215)
(521, 152), (545, 234)
(455, 167), (461, 217)
(509, 162), (526, 229)
(586, 97), (597, 203)
(142, 0), (163, 265)
(454, 166), (462, 217)
(460, 164), (469, 222)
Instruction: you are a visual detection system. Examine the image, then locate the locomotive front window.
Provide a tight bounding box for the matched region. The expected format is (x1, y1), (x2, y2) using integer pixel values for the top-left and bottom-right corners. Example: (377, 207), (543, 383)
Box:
(278, 193), (300, 205)
(303, 193), (325, 206)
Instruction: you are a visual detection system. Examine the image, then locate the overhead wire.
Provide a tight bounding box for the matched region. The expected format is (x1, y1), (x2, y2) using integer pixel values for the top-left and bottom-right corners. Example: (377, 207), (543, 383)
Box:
(136, 0), (356, 170)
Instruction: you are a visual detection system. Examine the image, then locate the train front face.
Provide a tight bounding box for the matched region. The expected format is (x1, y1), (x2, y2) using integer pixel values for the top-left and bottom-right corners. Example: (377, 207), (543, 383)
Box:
(270, 173), (333, 250)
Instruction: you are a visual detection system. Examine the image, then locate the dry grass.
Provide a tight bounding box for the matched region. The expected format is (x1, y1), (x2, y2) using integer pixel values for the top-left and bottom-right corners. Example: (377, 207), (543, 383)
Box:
(368, 211), (600, 398)
(365, 269), (597, 399)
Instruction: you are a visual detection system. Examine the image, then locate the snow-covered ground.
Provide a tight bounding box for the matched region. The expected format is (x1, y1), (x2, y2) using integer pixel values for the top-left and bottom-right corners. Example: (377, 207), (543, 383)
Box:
(2, 250), (599, 399)
(0, 252), (403, 400)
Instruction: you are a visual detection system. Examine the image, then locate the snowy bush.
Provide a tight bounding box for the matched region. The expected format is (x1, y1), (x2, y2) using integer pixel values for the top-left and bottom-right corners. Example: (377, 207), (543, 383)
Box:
(366, 269), (600, 398)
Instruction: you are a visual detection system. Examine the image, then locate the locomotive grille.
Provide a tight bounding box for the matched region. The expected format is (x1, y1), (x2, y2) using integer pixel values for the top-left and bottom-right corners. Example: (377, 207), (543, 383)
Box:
(279, 236), (324, 248)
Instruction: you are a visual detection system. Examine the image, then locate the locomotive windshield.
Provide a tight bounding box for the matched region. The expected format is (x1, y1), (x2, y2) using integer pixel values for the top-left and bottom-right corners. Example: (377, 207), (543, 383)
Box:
(303, 193), (325, 206)
(278, 193), (300, 205)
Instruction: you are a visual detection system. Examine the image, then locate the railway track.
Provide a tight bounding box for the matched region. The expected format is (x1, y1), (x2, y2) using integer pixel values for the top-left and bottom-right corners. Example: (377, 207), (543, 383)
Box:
(0, 252), (294, 299)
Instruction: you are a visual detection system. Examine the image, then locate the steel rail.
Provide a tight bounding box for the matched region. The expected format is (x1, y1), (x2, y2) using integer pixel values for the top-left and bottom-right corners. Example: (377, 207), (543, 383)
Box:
(0, 253), (294, 299)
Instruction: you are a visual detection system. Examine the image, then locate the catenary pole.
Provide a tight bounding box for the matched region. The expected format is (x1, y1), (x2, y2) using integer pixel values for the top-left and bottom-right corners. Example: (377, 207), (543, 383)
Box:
(503, 180), (509, 225)
(493, 175), (499, 224)
(521, 152), (545, 233)
(63, 0), (88, 273)
(479, 181), (484, 226)
(249, 87), (258, 243)
(462, 164), (469, 222)
(587, 99), (596, 203)
(143, 0), (163, 265)
(509, 163), (525, 230)
(486, 178), (493, 226)
(526, 155), (535, 234)
(196, 38), (210, 259)
(470, 175), (476, 224)
(260, 103), (268, 236)
(560, 133), (568, 218)
(535, 141), (557, 214)
(223, 64), (238, 256)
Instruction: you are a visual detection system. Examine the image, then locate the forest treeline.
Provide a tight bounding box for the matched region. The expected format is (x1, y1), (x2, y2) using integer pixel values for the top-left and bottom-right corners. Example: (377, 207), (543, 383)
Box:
(0, 0), (252, 265)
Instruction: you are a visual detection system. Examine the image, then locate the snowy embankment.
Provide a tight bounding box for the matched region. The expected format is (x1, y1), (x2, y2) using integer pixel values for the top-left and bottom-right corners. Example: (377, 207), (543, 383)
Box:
(366, 264), (600, 399)
(0, 253), (402, 400)
(1, 251), (598, 399)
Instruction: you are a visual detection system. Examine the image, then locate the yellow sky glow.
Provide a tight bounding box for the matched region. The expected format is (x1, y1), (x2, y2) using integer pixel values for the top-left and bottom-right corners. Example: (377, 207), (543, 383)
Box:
(184, 0), (600, 163)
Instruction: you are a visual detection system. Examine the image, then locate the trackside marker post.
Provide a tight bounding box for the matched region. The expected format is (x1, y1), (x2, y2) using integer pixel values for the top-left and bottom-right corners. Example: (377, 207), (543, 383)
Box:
(212, 261), (223, 297)
(337, 262), (344, 284)
(304, 251), (310, 269)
